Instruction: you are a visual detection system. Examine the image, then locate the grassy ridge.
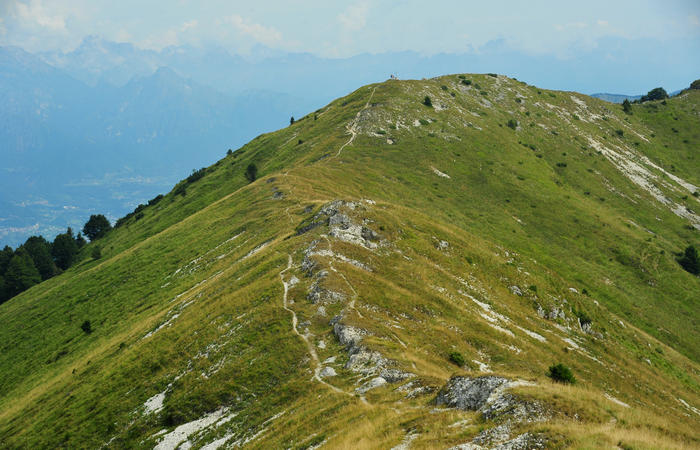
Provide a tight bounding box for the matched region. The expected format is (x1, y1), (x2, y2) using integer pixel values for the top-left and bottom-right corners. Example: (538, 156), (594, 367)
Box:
(0, 74), (698, 448)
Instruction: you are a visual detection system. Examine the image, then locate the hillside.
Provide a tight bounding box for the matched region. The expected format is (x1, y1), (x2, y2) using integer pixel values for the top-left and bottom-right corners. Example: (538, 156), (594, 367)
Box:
(0, 74), (698, 449)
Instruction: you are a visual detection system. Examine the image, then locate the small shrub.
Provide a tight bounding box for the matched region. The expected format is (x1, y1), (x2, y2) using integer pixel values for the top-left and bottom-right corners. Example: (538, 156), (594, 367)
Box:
(423, 96), (433, 107)
(245, 163), (258, 183)
(289, 116), (295, 125)
(480, 90), (488, 96)
(615, 129), (624, 137)
(147, 194), (164, 206)
(449, 351), (465, 367)
(81, 320), (92, 334)
(91, 246), (101, 260)
(622, 99), (632, 114)
(441, 85), (448, 91)
(419, 119), (430, 126)
(556, 162), (567, 168)
(547, 363), (575, 384)
(678, 245), (699, 275)
(461, 79), (472, 86)
(506, 119), (518, 130)
(227, 149), (233, 156)
(186, 168), (206, 183)
(576, 310), (592, 326)
(487, 73), (498, 78)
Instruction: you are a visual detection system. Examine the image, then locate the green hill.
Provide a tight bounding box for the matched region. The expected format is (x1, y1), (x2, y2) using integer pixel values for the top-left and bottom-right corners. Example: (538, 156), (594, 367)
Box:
(0, 74), (698, 449)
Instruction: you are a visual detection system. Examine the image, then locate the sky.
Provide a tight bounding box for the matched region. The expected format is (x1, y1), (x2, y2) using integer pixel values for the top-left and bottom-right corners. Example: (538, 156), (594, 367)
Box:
(1, 0), (699, 57)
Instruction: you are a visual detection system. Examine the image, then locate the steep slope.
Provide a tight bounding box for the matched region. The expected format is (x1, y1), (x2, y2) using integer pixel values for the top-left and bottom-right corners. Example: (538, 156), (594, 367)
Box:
(0, 74), (698, 449)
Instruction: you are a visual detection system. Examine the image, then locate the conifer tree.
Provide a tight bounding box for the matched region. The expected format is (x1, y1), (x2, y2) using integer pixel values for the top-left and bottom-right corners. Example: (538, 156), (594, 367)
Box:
(4, 249), (41, 298)
(52, 228), (79, 270)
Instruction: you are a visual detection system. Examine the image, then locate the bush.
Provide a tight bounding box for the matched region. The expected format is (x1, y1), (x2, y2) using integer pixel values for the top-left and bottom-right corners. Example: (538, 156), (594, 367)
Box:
(186, 168), (206, 183)
(91, 246), (102, 260)
(423, 96), (432, 107)
(615, 129), (624, 137)
(622, 99), (632, 114)
(449, 351), (465, 367)
(245, 163), (258, 183)
(148, 194), (164, 206)
(461, 79), (472, 86)
(678, 245), (699, 275)
(690, 79), (700, 90)
(547, 363), (575, 384)
(506, 119), (518, 130)
(290, 116), (295, 125)
(640, 87), (668, 102)
(576, 309), (592, 326)
(81, 320), (92, 334)
(227, 149), (233, 155)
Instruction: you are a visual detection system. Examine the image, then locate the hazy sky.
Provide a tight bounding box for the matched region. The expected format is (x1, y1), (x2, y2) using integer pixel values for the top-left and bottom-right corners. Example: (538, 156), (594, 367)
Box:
(1, 0), (699, 57)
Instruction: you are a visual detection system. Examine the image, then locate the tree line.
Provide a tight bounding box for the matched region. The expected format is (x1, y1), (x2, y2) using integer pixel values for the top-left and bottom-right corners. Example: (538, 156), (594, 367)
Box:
(0, 214), (112, 305)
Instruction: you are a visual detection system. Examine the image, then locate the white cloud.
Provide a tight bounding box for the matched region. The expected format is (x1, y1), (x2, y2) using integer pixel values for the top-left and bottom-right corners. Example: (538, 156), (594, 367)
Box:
(115, 29), (131, 42)
(338, 2), (369, 31)
(141, 29), (179, 50)
(14, 0), (66, 31)
(223, 15), (282, 46)
(690, 15), (700, 27)
(180, 20), (198, 32)
(597, 20), (609, 26)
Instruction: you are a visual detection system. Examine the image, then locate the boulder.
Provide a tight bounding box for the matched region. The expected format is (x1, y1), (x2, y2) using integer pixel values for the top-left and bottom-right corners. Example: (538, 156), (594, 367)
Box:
(435, 376), (509, 410)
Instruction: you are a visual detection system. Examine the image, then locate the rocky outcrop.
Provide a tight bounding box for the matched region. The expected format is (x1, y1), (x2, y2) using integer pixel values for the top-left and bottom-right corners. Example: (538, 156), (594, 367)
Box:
(307, 270), (346, 304)
(438, 376), (548, 448)
(332, 321), (413, 392)
(436, 376), (509, 410)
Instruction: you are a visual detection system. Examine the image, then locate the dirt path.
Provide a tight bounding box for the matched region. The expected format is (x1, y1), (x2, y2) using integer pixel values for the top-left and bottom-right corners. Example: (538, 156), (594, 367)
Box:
(322, 236), (363, 319)
(334, 87), (377, 158)
(279, 254), (355, 397)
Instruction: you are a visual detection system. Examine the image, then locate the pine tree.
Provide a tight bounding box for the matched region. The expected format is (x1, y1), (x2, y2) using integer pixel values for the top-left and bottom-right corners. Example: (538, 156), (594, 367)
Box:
(0, 245), (13, 275)
(75, 233), (87, 249)
(21, 236), (57, 281)
(0, 275), (7, 304)
(4, 249), (41, 298)
(52, 228), (79, 270)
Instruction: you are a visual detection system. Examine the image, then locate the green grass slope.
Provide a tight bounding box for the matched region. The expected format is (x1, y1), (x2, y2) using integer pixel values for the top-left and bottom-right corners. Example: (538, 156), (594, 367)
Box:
(0, 74), (698, 449)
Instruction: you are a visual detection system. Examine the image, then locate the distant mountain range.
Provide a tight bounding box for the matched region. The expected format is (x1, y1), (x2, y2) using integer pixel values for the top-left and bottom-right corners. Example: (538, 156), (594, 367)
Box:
(590, 93), (643, 103)
(591, 89), (684, 103)
(0, 45), (315, 246)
